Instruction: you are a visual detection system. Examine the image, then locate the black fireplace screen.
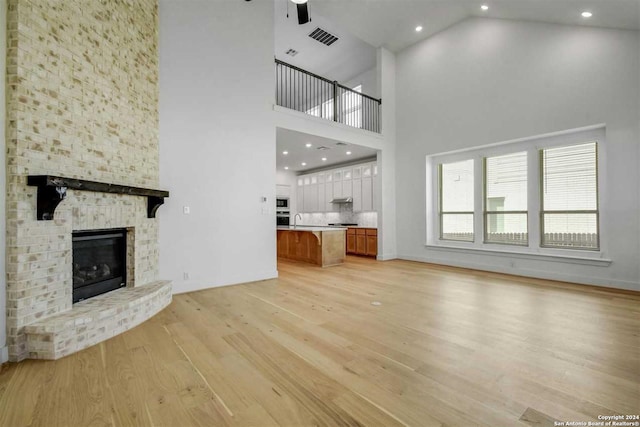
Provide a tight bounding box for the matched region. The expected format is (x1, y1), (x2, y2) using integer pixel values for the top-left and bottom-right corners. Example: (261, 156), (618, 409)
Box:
(72, 229), (127, 303)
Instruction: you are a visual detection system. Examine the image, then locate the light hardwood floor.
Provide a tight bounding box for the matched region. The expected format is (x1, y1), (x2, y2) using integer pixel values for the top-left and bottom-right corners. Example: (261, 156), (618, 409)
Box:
(1, 257), (639, 427)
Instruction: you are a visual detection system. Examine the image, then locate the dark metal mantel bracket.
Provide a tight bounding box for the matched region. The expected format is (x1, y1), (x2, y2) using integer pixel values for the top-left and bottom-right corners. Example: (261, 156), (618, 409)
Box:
(27, 175), (170, 221)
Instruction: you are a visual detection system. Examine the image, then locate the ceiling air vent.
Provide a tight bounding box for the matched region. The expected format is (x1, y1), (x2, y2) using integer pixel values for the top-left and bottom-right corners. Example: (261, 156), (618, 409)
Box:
(316, 146), (330, 150)
(335, 142), (348, 146)
(285, 48), (299, 57)
(308, 27), (339, 46)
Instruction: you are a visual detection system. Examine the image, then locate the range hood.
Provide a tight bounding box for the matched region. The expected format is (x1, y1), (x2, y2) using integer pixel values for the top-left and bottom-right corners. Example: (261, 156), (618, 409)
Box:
(330, 197), (353, 204)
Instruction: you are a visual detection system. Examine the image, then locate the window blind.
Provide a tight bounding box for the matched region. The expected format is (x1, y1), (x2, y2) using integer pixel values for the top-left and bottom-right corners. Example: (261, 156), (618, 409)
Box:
(541, 142), (598, 249)
(484, 151), (528, 245)
(440, 159), (474, 241)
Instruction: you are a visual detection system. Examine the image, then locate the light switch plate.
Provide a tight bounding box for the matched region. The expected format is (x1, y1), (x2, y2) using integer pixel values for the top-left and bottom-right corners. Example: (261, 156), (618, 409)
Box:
(183, 206), (190, 214)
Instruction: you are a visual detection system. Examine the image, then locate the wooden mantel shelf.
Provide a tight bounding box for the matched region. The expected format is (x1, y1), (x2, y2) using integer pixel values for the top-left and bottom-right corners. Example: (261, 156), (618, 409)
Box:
(27, 175), (170, 220)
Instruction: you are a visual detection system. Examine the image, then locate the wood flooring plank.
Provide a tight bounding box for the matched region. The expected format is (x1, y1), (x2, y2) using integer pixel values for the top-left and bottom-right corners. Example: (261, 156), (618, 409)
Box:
(519, 407), (560, 427)
(102, 337), (156, 427)
(0, 257), (638, 426)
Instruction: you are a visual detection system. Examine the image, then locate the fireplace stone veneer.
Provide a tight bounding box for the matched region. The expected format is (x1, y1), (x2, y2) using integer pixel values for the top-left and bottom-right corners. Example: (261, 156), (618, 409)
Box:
(6, 191), (171, 361)
(25, 281), (171, 360)
(5, 0), (163, 361)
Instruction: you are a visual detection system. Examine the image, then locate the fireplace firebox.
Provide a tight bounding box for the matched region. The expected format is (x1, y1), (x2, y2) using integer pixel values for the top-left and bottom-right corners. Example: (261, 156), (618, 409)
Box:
(72, 229), (127, 303)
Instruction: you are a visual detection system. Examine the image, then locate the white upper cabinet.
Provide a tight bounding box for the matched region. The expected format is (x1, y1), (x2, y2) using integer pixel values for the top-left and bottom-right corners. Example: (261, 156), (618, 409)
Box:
(352, 167), (362, 211)
(276, 184), (290, 198)
(325, 177), (333, 211)
(372, 164), (378, 211)
(353, 166), (362, 180)
(362, 174), (373, 211)
(333, 179), (342, 199)
(318, 174), (326, 212)
(296, 177), (304, 212)
(342, 168), (352, 198)
(295, 161), (377, 213)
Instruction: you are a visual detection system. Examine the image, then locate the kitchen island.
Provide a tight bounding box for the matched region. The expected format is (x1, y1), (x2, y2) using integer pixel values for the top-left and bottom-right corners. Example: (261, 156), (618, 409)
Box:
(277, 226), (346, 267)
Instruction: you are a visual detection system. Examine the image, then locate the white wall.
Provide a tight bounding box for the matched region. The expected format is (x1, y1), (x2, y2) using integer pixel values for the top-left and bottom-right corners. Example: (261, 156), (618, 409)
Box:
(274, 106), (384, 152)
(159, 0), (277, 294)
(1, 0), (7, 364)
(376, 47), (398, 260)
(396, 18), (640, 290)
(637, 31), (640, 288)
(344, 66), (379, 99)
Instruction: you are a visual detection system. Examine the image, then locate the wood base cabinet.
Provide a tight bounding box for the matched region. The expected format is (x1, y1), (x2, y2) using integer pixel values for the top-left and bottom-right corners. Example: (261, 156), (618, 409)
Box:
(346, 228), (377, 258)
(277, 229), (346, 267)
(347, 230), (356, 254)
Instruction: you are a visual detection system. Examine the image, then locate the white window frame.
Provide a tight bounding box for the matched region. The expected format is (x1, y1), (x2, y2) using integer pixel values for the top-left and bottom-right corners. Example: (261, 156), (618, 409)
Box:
(425, 125), (610, 265)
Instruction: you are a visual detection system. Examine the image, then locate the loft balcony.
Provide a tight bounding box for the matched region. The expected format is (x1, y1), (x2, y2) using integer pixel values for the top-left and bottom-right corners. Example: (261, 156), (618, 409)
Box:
(275, 59), (382, 134)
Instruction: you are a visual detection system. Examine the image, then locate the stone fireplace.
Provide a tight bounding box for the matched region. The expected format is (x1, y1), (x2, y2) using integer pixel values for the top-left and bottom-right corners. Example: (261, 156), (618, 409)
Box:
(5, 0), (170, 361)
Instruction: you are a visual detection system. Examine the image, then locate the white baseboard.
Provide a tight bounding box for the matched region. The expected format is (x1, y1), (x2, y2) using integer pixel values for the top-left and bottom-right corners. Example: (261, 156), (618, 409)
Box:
(171, 269), (279, 295)
(397, 254), (640, 291)
(0, 345), (8, 364)
(377, 253), (398, 261)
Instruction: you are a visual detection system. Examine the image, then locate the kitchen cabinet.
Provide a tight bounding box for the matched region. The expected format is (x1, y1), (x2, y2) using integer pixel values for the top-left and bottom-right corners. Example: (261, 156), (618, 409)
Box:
(302, 176), (311, 212)
(276, 184), (290, 198)
(346, 227), (377, 257)
(307, 178), (318, 212)
(361, 178), (372, 211)
(352, 182), (362, 211)
(366, 228), (378, 257)
(325, 172), (333, 211)
(295, 161), (377, 213)
(361, 164), (373, 212)
(342, 168), (352, 198)
(372, 164), (378, 211)
(355, 229), (367, 255)
(296, 177), (304, 213)
(317, 173), (326, 212)
(277, 228), (346, 267)
(346, 228), (356, 253)
(332, 170), (342, 199)
(352, 167), (362, 211)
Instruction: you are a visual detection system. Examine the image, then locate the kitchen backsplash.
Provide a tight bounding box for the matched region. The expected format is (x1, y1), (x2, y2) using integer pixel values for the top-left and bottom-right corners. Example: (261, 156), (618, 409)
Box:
(300, 207), (378, 228)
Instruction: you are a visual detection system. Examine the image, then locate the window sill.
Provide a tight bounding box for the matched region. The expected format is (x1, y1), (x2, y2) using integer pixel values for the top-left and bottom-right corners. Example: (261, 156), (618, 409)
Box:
(424, 243), (612, 266)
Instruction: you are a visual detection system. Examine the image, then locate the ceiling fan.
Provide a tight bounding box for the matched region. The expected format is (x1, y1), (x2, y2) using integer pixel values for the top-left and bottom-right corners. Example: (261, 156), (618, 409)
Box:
(290, 0), (310, 25)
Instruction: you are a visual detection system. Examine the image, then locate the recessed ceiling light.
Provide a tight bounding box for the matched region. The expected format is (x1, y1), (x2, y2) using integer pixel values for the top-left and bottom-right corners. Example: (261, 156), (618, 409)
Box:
(301, 162), (306, 166)
(346, 151), (352, 155)
(305, 143), (312, 148)
(581, 11), (592, 18)
(415, 25), (423, 32)
(284, 166), (289, 170)
(321, 157), (327, 161)
(291, 0), (307, 4)
(480, 4), (489, 11)
(282, 151), (288, 155)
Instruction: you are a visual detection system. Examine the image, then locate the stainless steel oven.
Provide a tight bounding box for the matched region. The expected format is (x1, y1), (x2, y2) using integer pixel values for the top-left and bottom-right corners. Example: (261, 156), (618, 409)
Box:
(276, 211), (290, 226)
(276, 198), (289, 209)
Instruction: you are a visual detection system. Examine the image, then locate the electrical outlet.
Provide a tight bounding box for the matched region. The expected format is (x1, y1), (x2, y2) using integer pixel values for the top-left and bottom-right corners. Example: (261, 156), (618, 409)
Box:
(183, 272), (190, 280)
(183, 206), (190, 214)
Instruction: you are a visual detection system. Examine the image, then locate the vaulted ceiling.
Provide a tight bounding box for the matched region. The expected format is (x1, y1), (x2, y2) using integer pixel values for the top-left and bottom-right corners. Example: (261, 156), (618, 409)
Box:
(310, 0), (640, 52)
